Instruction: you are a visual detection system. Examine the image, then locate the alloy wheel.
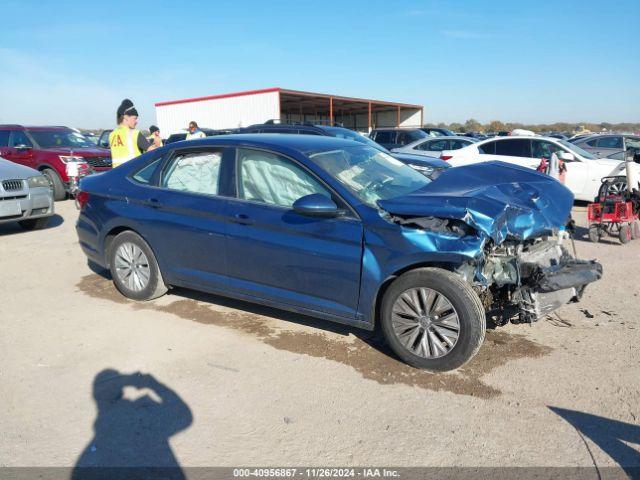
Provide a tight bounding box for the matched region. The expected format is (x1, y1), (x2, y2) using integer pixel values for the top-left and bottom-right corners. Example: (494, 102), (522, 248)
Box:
(114, 242), (151, 292)
(391, 287), (460, 358)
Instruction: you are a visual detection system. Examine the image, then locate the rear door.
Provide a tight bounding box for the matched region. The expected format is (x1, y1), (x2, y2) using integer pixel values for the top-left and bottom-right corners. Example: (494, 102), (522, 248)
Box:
(136, 146), (231, 290)
(225, 147), (364, 319)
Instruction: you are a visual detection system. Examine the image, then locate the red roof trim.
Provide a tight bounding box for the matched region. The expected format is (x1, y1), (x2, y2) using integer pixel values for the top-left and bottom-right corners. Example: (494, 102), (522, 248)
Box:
(155, 87), (281, 107)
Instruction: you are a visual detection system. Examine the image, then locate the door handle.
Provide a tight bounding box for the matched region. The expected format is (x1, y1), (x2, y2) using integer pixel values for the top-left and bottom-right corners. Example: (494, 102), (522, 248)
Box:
(230, 213), (254, 225)
(146, 198), (162, 208)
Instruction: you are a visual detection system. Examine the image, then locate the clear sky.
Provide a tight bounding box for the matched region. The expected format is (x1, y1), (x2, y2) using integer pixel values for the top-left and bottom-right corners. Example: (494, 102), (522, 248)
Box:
(1, 0), (638, 129)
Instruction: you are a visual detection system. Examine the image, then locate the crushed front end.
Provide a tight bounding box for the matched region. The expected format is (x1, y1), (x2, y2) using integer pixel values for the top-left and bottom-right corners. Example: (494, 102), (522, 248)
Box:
(377, 161), (603, 326)
(477, 239), (602, 324)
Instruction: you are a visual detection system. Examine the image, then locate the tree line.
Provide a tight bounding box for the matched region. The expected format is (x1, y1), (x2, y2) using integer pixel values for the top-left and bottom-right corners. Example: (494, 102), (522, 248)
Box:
(426, 120), (640, 134)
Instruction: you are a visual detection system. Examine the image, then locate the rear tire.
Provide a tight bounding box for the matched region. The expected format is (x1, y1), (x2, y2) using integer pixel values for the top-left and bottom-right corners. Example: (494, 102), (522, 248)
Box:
(42, 168), (66, 201)
(18, 217), (49, 230)
(619, 224), (632, 244)
(588, 224), (601, 243)
(380, 267), (486, 372)
(108, 231), (168, 301)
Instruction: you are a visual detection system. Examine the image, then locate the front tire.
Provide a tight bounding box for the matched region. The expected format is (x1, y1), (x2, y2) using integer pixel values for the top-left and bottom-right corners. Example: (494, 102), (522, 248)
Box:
(380, 267), (486, 372)
(42, 168), (66, 201)
(108, 231), (168, 301)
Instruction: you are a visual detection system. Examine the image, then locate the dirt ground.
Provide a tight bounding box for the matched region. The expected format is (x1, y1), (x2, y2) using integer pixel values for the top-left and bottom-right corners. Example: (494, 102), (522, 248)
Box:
(1, 200), (638, 471)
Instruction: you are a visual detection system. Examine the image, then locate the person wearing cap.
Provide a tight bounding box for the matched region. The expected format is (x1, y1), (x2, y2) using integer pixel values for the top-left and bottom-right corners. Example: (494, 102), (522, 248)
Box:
(109, 99), (157, 168)
(185, 121), (206, 140)
(147, 125), (163, 148)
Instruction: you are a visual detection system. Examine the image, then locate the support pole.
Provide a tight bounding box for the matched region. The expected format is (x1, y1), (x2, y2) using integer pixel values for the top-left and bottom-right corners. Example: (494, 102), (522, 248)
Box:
(329, 97), (333, 126)
(397, 105), (401, 127)
(368, 102), (372, 132)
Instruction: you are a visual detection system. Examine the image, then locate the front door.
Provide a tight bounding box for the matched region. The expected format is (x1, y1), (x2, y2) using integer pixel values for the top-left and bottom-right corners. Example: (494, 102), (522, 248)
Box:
(225, 147), (364, 319)
(6, 131), (35, 169)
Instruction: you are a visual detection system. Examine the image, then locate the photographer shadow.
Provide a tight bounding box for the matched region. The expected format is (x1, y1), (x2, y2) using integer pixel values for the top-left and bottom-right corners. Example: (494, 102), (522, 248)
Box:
(72, 369), (192, 480)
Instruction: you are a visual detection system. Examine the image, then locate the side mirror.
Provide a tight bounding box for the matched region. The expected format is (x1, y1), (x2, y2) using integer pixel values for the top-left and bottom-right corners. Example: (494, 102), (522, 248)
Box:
(558, 151), (575, 161)
(292, 193), (340, 217)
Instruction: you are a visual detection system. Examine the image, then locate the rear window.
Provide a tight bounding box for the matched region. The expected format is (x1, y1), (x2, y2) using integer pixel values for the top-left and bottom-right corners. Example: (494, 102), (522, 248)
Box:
(495, 139), (531, 157)
(373, 131), (395, 144)
(0, 130), (10, 147)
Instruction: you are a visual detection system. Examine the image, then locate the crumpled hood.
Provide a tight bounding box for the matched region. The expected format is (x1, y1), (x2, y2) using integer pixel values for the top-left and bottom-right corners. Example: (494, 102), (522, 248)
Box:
(378, 161), (574, 244)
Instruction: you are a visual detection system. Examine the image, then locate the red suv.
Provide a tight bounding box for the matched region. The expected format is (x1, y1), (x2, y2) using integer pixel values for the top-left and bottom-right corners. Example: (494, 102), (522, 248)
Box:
(0, 125), (111, 201)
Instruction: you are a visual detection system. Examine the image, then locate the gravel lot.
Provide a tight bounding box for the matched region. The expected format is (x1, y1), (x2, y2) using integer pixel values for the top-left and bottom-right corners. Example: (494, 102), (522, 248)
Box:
(1, 200), (638, 472)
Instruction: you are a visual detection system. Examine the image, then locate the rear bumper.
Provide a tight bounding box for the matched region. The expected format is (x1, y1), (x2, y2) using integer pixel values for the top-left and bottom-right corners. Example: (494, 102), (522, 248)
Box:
(0, 187), (54, 225)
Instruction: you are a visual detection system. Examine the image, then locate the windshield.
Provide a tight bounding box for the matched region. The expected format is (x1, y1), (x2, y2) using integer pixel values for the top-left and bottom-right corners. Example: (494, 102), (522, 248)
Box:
(309, 145), (430, 207)
(28, 130), (96, 148)
(322, 127), (389, 152)
(558, 139), (597, 159)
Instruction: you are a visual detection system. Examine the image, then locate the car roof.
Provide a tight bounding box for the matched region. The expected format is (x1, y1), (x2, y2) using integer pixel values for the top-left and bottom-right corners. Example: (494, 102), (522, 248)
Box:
(372, 127), (421, 132)
(0, 125), (71, 131)
(168, 133), (360, 154)
(421, 135), (476, 141)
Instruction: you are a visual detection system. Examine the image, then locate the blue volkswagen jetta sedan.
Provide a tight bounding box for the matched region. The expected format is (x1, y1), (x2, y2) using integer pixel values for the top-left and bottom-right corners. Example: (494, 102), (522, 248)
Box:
(76, 135), (601, 371)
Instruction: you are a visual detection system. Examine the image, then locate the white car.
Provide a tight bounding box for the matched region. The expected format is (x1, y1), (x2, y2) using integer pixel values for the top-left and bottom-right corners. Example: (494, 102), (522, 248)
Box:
(440, 136), (638, 201)
(390, 136), (477, 158)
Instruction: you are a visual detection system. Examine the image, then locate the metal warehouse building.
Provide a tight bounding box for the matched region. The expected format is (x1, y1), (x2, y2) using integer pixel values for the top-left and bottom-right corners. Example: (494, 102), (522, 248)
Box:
(155, 87), (424, 135)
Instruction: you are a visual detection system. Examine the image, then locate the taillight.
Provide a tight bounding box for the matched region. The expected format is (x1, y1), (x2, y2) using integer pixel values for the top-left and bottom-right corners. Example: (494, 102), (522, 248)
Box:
(440, 155), (452, 161)
(76, 191), (90, 210)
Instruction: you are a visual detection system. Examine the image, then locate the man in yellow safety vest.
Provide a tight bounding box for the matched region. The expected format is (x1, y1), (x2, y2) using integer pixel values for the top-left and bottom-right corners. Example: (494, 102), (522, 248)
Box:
(109, 99), (158, 168)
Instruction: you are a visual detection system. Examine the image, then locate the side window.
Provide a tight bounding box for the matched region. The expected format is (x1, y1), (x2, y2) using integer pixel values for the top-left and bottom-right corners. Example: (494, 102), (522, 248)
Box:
(585, 138), (598, 147)
(298, 129), (323, 136)
(397, 131), (418, 145)
(531, 140), (564, 159)
(406, 130), (425, 142)
(596, 136), (623, 149)
(479, 141), (496, 154)
(495, 139), (531, 157)
(161, 150), (222, 195)
(0, 130), (10, 147)
(237, 148), (330, 208)
(9, 131), (33, 148)
(450, 140), (470, 150)
(373, 131), (394, 144)
(132, 158), (162, 184)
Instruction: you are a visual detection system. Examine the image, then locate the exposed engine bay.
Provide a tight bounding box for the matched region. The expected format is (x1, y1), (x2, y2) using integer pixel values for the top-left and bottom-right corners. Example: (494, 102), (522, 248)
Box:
(474, 238), (602, 324)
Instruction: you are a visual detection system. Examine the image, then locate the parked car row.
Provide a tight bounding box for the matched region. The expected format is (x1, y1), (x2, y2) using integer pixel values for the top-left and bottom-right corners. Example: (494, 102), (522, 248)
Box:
(0, 125), (111, 201)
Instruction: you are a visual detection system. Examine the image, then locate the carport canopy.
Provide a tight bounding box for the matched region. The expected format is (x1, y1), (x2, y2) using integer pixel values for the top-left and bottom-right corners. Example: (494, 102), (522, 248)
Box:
(278, 88), (423, 131)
